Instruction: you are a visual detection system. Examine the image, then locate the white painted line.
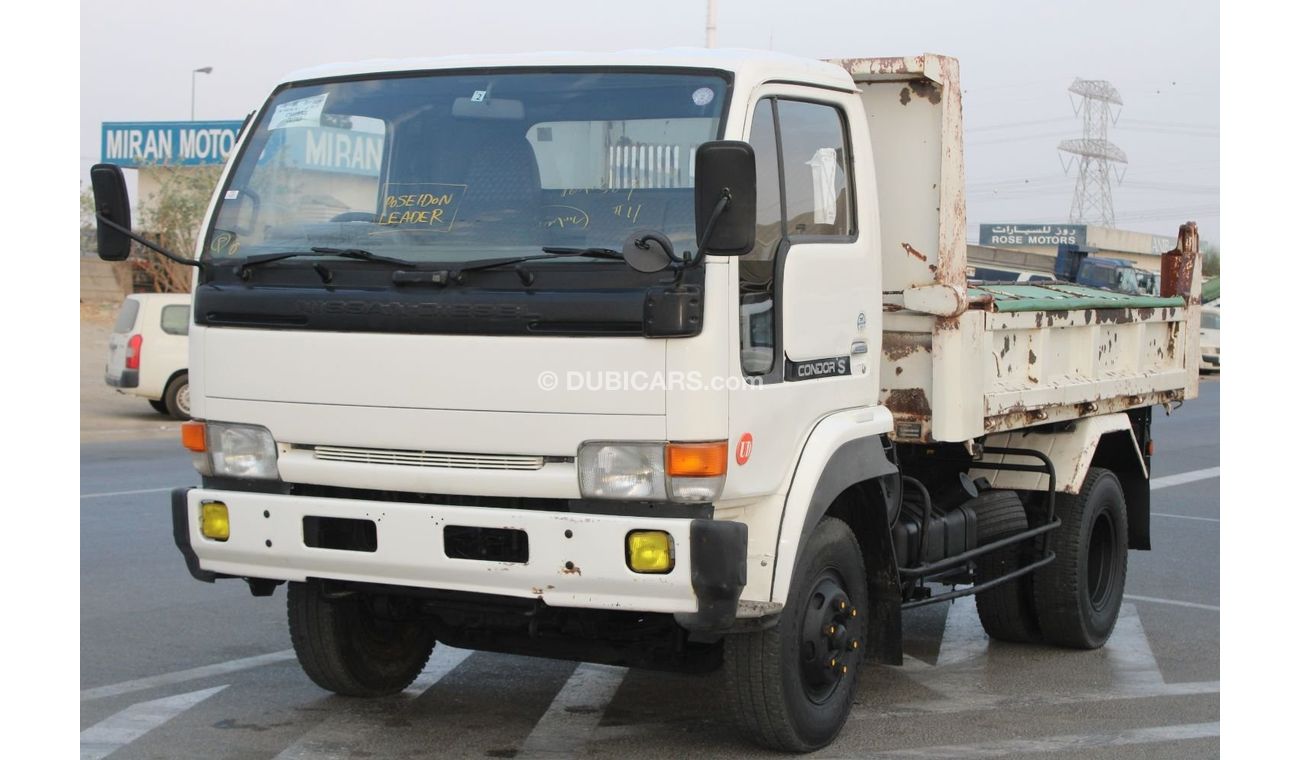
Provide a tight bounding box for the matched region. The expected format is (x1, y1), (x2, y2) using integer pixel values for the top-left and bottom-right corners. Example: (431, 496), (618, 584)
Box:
(80, 486), (175, 499)
(1106, 604), (1164, 690)
(81, 684), (227, 760)
(1125, 594), (1219, 612)
(821, 721), (1218, 759)
(274, 645), (473, 760)
(516, 663), (628, 759)
(81, 650), (295, 702)
(853, 680), (1220, 719)
(1150, 467), (1220, 490)
(1151, 512), (1220, 523)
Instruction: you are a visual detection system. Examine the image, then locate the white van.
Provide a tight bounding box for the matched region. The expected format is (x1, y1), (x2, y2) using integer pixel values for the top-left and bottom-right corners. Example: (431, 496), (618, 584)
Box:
(1200, 303), (1220, 372)
(104, 293), (191, 418)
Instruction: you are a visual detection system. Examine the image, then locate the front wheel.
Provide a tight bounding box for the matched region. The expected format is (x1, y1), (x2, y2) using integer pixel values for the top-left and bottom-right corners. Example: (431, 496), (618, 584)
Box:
(287, 581), (437, 697)
(723, 516), (867, 752)
(148, 399), (169, 415)
(1033, 468), (1128, 649)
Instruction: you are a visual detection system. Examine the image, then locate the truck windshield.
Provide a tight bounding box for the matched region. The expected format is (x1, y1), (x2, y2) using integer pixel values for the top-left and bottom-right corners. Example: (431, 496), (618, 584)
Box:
(205, 70), (728, 266)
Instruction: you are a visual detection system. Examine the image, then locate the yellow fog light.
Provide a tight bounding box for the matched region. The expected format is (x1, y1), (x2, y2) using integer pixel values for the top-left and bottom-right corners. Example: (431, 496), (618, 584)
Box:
(200, 502), (230, 541)
(626, 531), (674, 574)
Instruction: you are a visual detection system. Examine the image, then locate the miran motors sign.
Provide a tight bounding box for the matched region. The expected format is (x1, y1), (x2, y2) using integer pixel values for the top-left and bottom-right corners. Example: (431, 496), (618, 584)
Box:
(979, 224), (1087, 247)
(101, 121), (243, 167)
(101, 120), (384, 175)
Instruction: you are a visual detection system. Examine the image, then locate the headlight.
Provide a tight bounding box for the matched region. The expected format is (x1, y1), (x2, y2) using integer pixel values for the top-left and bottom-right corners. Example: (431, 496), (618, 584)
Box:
(578, 443), (667, 500)
(182, 421), (280, 480)
(578, 441), (727, 503)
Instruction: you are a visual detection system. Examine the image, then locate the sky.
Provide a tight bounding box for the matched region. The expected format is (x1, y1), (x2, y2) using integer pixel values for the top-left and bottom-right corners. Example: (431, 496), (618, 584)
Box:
(79, 0), (1220, 243)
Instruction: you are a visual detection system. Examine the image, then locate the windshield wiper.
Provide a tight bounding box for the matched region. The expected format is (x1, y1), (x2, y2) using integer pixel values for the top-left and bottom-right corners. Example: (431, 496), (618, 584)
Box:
(233, 247), (419, 278)
(455, 248), (623, 277)
(539, 246), (623, 259)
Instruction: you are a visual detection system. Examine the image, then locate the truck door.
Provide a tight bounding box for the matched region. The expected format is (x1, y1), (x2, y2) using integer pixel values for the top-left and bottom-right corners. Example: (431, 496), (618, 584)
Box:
(725, 86), (881, 501)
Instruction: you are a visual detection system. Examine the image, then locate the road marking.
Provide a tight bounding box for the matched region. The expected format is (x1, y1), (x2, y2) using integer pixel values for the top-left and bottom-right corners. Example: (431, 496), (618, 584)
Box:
(274, 645), (473, 760)
(81, 650), (295, 702)
(80, 486), (175, 499)
(902, 602), (1169, 703)
(853, 680), (1220, 718)
(1125, 594), (1219, 612)
(1150, 467), (1220, 490)
(1152, 512), (1219, 523)
(820, 721), (1219, 759)
(516, 663), (627, 759)
(1106, 603), (1164, 690)
(80, 684), (227, 760)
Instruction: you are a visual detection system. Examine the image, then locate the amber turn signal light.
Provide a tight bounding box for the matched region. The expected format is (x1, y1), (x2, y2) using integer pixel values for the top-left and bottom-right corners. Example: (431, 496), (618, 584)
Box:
(665, 441), (728, 478)
(181, 421), (207, 452)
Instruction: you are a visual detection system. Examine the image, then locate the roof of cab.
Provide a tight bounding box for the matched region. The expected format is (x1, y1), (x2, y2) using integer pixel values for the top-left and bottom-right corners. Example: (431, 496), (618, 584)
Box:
(280, 48), (855, 92)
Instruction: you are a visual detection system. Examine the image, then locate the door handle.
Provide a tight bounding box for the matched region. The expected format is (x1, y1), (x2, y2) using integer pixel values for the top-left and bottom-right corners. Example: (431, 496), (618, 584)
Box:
(851, 340), (869, 355)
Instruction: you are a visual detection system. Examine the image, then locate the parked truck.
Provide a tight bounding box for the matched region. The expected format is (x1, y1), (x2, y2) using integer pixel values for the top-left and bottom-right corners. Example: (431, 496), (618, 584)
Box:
(90, 50), (1202, 752)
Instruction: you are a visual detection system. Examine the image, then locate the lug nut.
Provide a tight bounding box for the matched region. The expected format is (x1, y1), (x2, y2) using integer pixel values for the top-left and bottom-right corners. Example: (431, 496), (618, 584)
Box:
(850, 608), (858, 618)
(841, 664), (849, 675)
(828, 658), (837, 669)
(825, 624), (837, 636)
(838, 600), (847, 611)
(851, 640), (860, 650)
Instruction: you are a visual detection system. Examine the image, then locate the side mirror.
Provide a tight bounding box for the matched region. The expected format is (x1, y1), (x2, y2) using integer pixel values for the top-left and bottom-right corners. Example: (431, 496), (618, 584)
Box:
(694, 141), (756, 256)
(90, 163), (132, 262)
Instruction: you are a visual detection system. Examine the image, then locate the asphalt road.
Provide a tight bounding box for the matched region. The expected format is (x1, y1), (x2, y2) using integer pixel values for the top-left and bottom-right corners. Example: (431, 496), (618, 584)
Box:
(80, 381), (1219, 759)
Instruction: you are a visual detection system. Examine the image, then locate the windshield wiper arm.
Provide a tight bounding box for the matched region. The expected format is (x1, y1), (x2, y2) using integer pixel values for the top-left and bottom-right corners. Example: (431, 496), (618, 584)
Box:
(455, 248), (623, 277)
(233, 247), (419, 277)
(539, 246), (623, 259)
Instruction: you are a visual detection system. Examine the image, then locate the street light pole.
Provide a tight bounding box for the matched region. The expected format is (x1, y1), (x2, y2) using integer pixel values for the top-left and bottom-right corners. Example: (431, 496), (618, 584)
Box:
(191, 66), (213, 121)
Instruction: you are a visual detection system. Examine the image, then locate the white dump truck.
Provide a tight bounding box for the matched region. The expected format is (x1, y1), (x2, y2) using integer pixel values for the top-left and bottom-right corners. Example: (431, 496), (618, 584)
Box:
(90, 50), (1202, 752)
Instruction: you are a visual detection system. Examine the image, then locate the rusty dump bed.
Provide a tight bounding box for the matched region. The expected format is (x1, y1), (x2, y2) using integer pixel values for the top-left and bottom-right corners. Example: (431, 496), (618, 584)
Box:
(833, 54), (1202, 444)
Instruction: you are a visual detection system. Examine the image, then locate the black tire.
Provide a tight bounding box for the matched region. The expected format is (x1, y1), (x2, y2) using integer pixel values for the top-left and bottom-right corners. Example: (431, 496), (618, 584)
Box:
(287, 581), (437, 697)
(723, 517), (866, 753)
(163, 373), (191, 420)
(1033, 468), (1128, 649)
(972, 490), (1042, 643)
(148, 399), (169, 414)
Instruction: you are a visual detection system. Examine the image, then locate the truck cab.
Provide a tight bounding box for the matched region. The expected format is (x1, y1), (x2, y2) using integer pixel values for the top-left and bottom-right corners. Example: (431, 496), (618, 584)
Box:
(89, 50), (1201, 753)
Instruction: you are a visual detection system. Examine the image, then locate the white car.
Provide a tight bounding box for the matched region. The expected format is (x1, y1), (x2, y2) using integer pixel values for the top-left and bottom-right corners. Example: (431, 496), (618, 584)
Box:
(1199, 303), (1220, 372)
(104, 293), (191, 418)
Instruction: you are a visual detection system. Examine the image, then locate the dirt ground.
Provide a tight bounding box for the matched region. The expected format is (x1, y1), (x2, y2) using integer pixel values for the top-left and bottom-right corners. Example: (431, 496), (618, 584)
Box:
(81, 301), (182, 443)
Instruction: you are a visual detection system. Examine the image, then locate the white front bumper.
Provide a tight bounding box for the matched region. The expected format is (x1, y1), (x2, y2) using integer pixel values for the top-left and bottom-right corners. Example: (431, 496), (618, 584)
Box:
(184, 489), (700, 614)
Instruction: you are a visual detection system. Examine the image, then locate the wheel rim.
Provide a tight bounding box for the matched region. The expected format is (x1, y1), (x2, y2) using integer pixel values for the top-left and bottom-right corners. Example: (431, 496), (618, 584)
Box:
(797, 571), (861, 704)
(1087, 510), (1117, 610)
(176, 384), (191, 417)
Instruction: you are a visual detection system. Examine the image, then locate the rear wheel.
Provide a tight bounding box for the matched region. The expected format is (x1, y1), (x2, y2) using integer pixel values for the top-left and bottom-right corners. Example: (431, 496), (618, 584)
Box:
(1033, 468), (1128, 649)
(972, 490), (1041, 643)
(287, 581), (437, 697)
(148, 399), (169, 414)
(163, 372), (190, 420)
(723, 517), (866, 752)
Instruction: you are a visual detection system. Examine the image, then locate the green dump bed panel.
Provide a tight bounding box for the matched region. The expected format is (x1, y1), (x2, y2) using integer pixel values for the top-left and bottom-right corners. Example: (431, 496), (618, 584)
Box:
(968, 282), (1186, 313)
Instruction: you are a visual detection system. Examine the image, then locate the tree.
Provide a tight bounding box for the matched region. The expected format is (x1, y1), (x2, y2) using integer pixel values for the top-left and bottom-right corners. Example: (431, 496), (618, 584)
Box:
(133, 166), (223, 293)
(1201, 242), (1220, 278)
(80, 185), (97, 255)
(82, 166), (221, 292)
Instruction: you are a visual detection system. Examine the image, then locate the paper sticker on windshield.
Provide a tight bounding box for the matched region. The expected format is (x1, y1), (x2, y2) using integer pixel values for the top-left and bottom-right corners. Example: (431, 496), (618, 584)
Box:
(268, 93), (328, 130)
(378, 183), (467, 231)
(692, 87), (715, 106)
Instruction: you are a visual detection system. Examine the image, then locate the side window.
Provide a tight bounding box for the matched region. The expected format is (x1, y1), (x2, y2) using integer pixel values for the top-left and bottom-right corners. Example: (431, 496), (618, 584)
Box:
(738, 98), (782, 376)
(160, 305), (190, 336)
(776, 100), (851, 237)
